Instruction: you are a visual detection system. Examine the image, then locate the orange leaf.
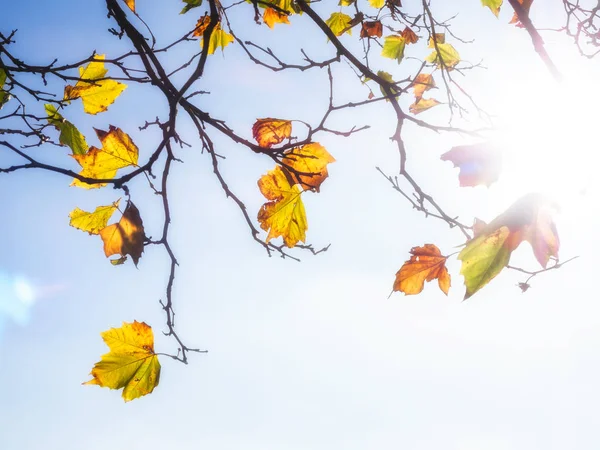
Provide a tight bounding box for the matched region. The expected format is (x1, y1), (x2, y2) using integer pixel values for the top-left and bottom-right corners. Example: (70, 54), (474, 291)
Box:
(401, 26), (419, 44)
(393, 244), (450, 295)
(252, 118), (292, 148)
(282, 142), (335, 192)
(193, 14), (210, 37)
(360, 21), (383, 38)
(509, 0), (533, 26)
(409, 98), (441, 114)
(124, 0), (135, 12)
(412, 73), (435, 101)
(263, 7), (290, 28)
(99, 202), (145, 266)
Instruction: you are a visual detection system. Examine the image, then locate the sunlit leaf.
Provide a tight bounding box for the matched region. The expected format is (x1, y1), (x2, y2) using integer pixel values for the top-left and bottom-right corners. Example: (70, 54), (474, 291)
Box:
(63, 55), (127, 115)
(441, 142), (502, 187)
(263, 7), (290, 28)
(360, 21), (383, 38)
(257, 166), (307, 247)
(326, 12), (353, 37)
(412, 73), (435, 100)
(428, 33), (446, 47)
(45, 104), (88, 156)
(69, 199), (120, 235)
(206, 25), (234, 54)
(481, 0), (502, 17)
(401, 26), (419, 44)
(339, 0), (355, 5)
(369, 0), (385, 8)
(425, 42), (460, 69)
(180, 0), (202, 14)
(252, 118), (292, 148)
(193, 14), (210, 37)
(99, 201), (145, 266)
(84, 321), (160, 402)
(0, 67), (9, 108)
(71, 126), (139, 189)
(409, 98), (441, 114)
(381, 35), (406, 63)
(282, 142), (335, 192)
(393, 244), (450, 295)
(124, 0), (135, 12)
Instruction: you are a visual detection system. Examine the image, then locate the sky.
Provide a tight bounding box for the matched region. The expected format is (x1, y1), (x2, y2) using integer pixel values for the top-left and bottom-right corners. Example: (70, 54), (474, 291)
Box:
(1, 1), (600, 449)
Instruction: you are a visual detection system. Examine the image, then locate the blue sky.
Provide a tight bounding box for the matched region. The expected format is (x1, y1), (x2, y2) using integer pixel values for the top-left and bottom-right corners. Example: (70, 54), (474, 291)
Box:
(1, 1), (600, 449)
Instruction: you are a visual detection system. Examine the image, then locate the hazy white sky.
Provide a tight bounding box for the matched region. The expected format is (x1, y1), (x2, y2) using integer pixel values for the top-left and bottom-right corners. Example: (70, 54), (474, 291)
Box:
(1, 1), (600, 449)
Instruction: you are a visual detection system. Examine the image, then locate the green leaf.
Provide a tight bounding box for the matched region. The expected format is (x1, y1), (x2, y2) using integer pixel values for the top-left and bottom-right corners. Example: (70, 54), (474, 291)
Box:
(381, 35), (406, 63)
(425, 43), (460, 69)
(369, 0), (385, 7)
(458, 227), (512, 299)
(180, 0), (202, 14)
(45, 104), (88, 155)
(481, 0), (502, 17)
(326, 12), (353, 37)
(376, 70), (400, 99)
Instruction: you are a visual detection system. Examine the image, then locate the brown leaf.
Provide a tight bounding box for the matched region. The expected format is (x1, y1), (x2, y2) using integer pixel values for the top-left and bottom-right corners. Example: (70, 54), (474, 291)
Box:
(401, 26), (419, 44)
(360, 21), (383, 38)
(393, 244), (450, 295)
(99, 202), (145, 266)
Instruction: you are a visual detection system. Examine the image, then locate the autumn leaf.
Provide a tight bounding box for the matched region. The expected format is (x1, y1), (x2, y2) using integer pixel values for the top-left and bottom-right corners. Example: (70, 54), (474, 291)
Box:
(326, 12), (353, 37)
(458, 226), (512, 299)
(100, 201), (145, 266)
(381, 35), (406, 63)
(0, 67), (9, 108)
(257, 166), (307, 247)
(369, 0), (385, 8)
(393, 244), (451, 295)
(401, 26), (419, 44)
(252, 118), (292, 148)
(412, 73), (435, 101)
(440, 142), (502, 187)
(509, 0), (533, 26)
(263, 7), (290, 28)
(69, 199), (120, 235)
(124, 0), (135, 12)
(71, 126), (139, 189)
(45, 104), (88, 156)
(426, 43), (460, 69)
(282, 142), (335, 192)
(63, 55), (127, 115)
(195, 20), (234, 54)
(180, 0), (202, 14)
(193, 14), (210, 37)
(428, 33), (446, 46)
(360, 21), (383, 38)
(481, 0), (503, 17)
(409, 98), (441, 114)
(339, 0), (355, 5)
(84, 321), (160, 402)
(375, 70), (400, 99)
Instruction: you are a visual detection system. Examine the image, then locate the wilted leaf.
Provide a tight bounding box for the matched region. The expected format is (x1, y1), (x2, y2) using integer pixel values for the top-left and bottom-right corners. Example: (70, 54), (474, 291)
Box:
(360, 21), (383, 38)
(252, 118), (292, 148)
(100, 201), (145, 266)
(393, 244), (450, 295)
(282, 142), (335, 192)
(458, 226), (512, 299)
(193, 14), (210, 37)
(409, 98), (441, 114)
(180, 0), (202, 14)
(45, 104), (88, 156)
(401, 26), (419, 44)
(63, 55), (127, 115)
(369, 0), (385, 7)
(326, 12), (353, 36)
(381, 35), (406, 63)
(124, 0), (135, 12)
(69, 199), (120, 235)
(441, 142), (502, 187)
(263, 7), (290, 28)
(71, 126), (139, 189)
(481, 0), (502, 17)
(426, 43), (460, 69)
(257, 166), (307, 247)
(84, 321), (160, 402)
(412, 73), (435, 100)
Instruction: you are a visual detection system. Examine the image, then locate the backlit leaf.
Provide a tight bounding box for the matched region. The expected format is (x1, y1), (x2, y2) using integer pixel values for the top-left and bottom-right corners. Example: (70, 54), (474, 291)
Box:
(425, 42), (460, 69)
(481, 0), (502, 17)
(69, 199), (120, 235)
(198, 22), (234, 55)
(257, 166), (307, 247)
(263, 7), (290, 28)
(0, 67), (9, 108)
(339, 0), (355, 5)
(84, 321), (160, 402)
(124, 0), (135, 12)
(99, 202), (145, 266)
(369, 0), (385, 7)
(71, 126), (139, 189)
(428, 33), (446, 47)
(401, 26), (419, 44)
(393, 244), (450, 295)
(282, 142), (336, 192)
(376, 70), (400, 99)
(252, 118), (292, 148)
(45, 104), (88, 156)
(412, 73), (435, 100)
(441, 142), (502, 187)
(193, 14), (210, 37)
(326, 12), (353, 37)
(381, 35), (406, 63)
(180, 0), (202, 14)
(360, 21), (383, 38)
(409, 98), (441, 114)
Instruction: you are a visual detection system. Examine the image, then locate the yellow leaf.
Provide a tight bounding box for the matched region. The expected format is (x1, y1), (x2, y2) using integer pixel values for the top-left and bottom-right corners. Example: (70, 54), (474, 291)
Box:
(263, 7), (290, 28)
(393, 244), (450, 295)
(481, 0), (502, 17)
(369, 0), (385, 7)
(257, 166), (307, 247)
(282, 142), (335, 192)
(428, 33), (446, 47)
(425, 43), (460, 69)
(84, 321), (160, 402)
(197, 22), (234, 55)
(409, 98), (441, 114)
(326, 12), (353, 37)
(64, 55), (127, 115)
(69, 199), (120, 235)
(252, 118), (292, 148)
(100, 202), (145, 266)
(71, 126), (139, 189)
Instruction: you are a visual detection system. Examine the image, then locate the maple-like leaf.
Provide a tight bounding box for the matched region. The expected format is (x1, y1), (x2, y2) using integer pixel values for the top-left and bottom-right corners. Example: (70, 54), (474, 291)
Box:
(381, 35), (406, 63)
(412, 73), (435, 101)
(252, 118), (292, 148)
(69, 199), (120, 235)
(409, 98), (441, 114)
(263, 7), (290, 28)
(63, 55), (127, 115)
(426, 43), (460, 69)
(326, 12), (353, 37)
(204, 24), (234, 54)
(124, 0), (135, 12)
(180, 0), (202, 14)
(393, 244), (451, 295)
(71, 126), (139, 189)
(84, 321), (160, 402)
(257, 166), (307, 247)
(458, 227), (512, 299)
(360, 21), (383, 38)
(482, 0), (503, 17)
(282, 142), (335, 192)
(100, 201), (145, 266)
(441, 142), (502, 187)
(401, 27), (419, 44)
(369, 0), (385, 7)
(45, 104), (88, 156)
